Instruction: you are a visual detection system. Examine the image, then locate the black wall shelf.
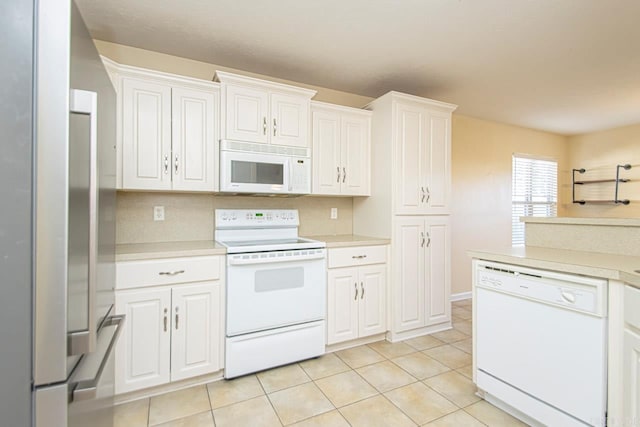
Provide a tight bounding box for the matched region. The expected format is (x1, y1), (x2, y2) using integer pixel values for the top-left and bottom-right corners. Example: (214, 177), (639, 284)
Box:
(572, 164), (632, 205)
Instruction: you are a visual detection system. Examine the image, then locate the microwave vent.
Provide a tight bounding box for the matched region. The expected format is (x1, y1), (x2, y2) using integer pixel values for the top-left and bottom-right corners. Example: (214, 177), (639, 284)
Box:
(220, 140), (309, 158)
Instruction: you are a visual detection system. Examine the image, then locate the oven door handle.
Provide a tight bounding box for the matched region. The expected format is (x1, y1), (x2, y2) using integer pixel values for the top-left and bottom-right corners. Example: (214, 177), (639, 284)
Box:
(227, 252), (326, 266)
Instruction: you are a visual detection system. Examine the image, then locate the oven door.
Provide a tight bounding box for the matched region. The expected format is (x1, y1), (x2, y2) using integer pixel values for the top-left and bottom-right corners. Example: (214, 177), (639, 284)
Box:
(226, 251), (326, 336)
(220, 150), (291, 194)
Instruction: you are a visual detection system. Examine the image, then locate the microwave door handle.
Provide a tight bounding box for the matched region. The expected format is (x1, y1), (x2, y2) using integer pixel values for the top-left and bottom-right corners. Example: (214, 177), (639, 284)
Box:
(68, 89), (98, 355)
(288, 159), (293, 192)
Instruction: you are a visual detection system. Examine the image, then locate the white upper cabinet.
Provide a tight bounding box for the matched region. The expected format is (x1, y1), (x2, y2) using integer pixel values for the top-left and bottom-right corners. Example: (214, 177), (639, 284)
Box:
(171, 87), (217, 192)
(116, 64), (219, 192)
(122, 78), (172, 191)
(311, 102), (371, 196)
(224, 84), (269, 144)
(216, 71), (316, 149)
(395, 99), (452, 215)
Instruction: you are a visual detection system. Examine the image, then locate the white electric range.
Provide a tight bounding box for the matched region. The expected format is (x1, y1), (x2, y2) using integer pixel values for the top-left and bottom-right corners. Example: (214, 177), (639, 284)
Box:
(215, 209), (327, 378)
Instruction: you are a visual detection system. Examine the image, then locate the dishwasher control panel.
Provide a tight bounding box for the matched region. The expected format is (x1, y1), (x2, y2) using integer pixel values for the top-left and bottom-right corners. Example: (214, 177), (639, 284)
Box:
(476, 261), (607, 317)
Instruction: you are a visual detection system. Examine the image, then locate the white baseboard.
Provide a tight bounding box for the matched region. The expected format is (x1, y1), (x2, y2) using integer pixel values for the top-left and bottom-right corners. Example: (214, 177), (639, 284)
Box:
(451, 291), (472, 301)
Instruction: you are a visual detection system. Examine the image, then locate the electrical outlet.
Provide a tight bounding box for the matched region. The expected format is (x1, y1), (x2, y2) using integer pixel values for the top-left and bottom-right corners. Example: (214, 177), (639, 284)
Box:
(330, 208), (338, 220)
(153, 206), (165, 221)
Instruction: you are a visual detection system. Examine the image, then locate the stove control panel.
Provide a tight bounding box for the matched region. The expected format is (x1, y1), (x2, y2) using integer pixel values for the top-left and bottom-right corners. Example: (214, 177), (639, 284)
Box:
(215, 209), (299, 228)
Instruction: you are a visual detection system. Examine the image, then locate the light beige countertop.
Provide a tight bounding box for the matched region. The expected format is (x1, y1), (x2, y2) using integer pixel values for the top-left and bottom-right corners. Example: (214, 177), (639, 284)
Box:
(306, 234), (391, 248)
(116, 235), (390, 260)
(522, 217), (640, 227)
(469, 246), (640, 288)
(116, 240), (226, 261)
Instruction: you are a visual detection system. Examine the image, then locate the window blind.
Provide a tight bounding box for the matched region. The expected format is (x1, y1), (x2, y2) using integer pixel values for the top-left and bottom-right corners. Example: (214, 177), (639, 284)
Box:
(512, 155), (558, 246)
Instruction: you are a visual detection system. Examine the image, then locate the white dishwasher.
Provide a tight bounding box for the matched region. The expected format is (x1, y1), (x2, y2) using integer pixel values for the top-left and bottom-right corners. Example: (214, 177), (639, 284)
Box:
(474, 260), (608, 427)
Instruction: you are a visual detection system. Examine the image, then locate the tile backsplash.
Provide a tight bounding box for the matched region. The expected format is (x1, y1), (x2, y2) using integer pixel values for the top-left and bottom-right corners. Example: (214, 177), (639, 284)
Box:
(116, 192), (354, 244)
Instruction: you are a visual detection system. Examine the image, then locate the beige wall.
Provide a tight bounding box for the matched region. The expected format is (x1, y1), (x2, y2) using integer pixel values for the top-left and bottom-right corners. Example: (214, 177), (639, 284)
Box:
(566, 123), (640, 218)
(450, 115), (569, 295)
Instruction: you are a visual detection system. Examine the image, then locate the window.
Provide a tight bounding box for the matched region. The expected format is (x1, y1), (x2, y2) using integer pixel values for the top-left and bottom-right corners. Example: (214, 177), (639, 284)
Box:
(512, 154), (558, 246)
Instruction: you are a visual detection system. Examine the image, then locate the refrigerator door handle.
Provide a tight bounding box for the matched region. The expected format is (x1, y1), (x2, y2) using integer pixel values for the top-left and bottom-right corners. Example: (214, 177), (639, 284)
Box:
(68, 89), (99, 356)
(71, 315), (125, 402)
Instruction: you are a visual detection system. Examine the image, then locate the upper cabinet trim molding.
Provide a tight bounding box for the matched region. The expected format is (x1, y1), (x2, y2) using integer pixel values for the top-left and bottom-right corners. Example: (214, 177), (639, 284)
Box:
(311, 100), (373, 117)
(102, 55), (219, 91)
(367, 91), (458, 113)
(215, 70), (317, 98)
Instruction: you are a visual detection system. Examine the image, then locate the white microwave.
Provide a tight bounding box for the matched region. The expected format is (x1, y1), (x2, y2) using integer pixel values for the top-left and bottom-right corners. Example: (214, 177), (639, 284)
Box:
(219, 140), (311, 195)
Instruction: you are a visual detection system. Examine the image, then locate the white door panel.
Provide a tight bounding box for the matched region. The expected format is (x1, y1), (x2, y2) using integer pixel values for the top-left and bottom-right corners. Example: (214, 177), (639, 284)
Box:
(327, 268), (359, 345)
(225, 84), (268, 144)
(359, 264), (386, 337)
(171, 283), (220, 381)
(115, 288), (171, 393)
(122, 78), (171, 190)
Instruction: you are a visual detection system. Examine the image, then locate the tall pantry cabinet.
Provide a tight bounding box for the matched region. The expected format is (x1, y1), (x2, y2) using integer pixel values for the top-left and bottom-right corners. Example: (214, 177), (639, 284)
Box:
(353, 91), (457, 341)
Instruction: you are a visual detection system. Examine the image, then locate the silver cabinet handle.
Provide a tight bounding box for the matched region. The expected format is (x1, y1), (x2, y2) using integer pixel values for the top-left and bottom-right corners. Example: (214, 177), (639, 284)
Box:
(421, 187), (426, 203)
(175, 307), (179, 330)
(360, 282), (364, 300)
(273, 118), (277, 136)
(71, 315), (125, 402)
(351, 255), (367, 259)
(174, 154), (179, 175)
(426, 186), (431, 203)
(426, 232), (431, 247)
(163, 308), (168, 332)
(337, 166), (341, 183)
(421, 232), (425, 248)
(354, 282), (358, 300)
(263, 117), (267, 135)
(164, 154), (169, 174)
(343, 167), (346, 183)
(159, 270), (185, 276)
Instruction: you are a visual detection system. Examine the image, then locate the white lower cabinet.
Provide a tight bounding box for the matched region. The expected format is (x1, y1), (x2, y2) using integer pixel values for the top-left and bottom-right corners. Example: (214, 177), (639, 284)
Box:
(392, 216), (451, 335)
(326, 246), (387, 345)
(115, 256), (223, 394)
(624, 285), (640, 425)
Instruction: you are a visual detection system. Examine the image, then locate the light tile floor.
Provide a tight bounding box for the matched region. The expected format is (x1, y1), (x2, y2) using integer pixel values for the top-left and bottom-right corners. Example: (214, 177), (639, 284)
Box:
(114, 300), (528, 426)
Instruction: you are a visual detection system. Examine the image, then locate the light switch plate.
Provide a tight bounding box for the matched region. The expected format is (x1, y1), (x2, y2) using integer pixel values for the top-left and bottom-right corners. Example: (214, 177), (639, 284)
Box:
(330, 208), (338, 219)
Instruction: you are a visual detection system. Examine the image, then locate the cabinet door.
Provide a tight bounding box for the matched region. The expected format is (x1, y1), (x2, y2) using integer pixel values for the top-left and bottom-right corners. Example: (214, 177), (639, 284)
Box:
(624, 328), (640, 426)
(393, 218), (426, 332)
(270, 92), (309, 148)
(170, 282), (221, 382)
(424, 216), (451, 326)
(395, 102), (428, 214)
(115, 288), (171, 394)
(224, 84), (269, 144)
(341, 114), (370, 196)
(424, 111), (451, 214)
(327, 267), (359, 345)
(312, 109), (341, 195)
(358, 264), (386, 338)
(122, 78), (172, 190)
(171, 87), (217, 192)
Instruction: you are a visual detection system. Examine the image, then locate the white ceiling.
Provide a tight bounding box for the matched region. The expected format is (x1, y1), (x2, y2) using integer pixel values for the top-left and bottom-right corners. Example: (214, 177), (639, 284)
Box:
(77, 0), (640, 135)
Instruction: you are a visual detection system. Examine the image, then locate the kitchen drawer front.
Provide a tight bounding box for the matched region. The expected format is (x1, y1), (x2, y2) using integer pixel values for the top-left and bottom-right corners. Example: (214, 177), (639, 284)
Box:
(328, 245), (387, 269)
(116, 256), (221, 290)
(625, 285), (640, 330)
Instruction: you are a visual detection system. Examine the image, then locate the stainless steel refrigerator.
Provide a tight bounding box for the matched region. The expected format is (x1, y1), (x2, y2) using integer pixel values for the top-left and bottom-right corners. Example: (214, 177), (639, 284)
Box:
(1, 0), (119, 425)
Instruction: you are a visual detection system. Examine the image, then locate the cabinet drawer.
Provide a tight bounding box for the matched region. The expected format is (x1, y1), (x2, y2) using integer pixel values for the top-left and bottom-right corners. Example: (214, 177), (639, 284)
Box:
(328, 245), (386, 269)
(116, 256), (221, 290)
(625, 285), (640, 330)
